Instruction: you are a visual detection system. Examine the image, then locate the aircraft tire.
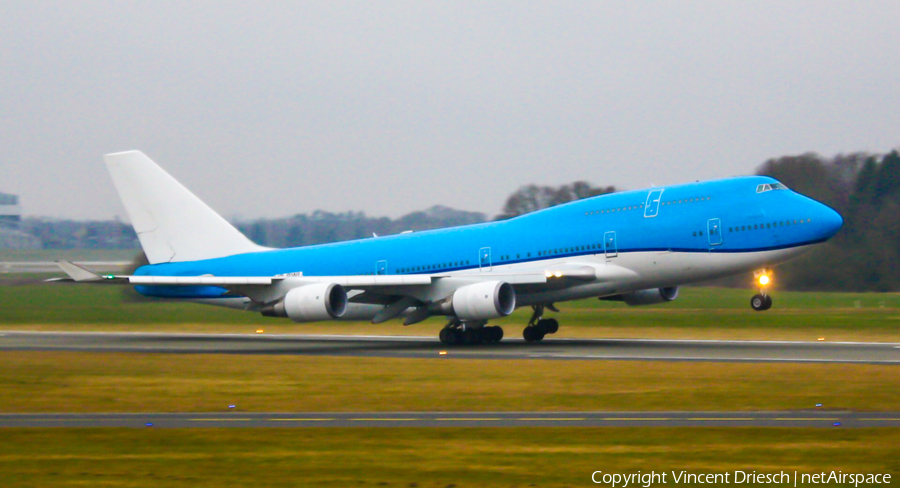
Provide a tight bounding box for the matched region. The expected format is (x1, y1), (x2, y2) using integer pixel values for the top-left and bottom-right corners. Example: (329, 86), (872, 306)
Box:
(492, 326), (504, 343)
(463, 328), (482, 345)
(538, 318), (559, 334)
(763, 295), (773, 310)
(483, 326), (503, 343)
(751, 294), (768, 311)
(523, 327), (545, 342)
(439, 328), (453, 345)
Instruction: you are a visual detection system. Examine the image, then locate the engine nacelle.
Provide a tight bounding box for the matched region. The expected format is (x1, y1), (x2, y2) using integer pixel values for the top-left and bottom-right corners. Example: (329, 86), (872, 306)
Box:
(448, 281), (516, 320)
(262, 283), (348, 322)
(620, 286), (679, 306)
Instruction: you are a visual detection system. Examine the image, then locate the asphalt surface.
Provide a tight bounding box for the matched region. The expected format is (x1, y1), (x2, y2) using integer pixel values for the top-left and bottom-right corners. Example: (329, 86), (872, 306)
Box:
(1, 331), (899, 364)
(0, 411), (897, 428)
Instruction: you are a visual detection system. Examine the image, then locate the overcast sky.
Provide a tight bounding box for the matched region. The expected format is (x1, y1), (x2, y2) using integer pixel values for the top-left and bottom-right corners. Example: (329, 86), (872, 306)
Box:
(1, 1), (898, 221)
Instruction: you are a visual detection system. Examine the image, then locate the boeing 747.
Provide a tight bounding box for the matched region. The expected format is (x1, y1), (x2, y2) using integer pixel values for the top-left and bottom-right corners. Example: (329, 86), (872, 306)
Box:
(56, 151), (843, 344)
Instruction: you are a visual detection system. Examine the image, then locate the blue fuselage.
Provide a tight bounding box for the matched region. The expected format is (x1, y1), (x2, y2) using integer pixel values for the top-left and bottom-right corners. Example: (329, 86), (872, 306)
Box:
(136, 175), (843, 299)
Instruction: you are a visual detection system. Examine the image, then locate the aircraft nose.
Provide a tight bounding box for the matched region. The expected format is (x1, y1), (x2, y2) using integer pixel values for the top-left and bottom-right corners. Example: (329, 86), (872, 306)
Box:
(817, 204), (844, 239)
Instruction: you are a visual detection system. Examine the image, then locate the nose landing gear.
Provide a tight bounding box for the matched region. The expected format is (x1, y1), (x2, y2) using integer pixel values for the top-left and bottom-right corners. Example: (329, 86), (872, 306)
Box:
(750, 293), (772, 311)
(751, 270), (773, 311)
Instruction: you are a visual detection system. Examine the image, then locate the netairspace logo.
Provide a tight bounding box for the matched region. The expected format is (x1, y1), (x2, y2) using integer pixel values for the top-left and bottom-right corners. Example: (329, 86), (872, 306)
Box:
(590, 470), (892, 487)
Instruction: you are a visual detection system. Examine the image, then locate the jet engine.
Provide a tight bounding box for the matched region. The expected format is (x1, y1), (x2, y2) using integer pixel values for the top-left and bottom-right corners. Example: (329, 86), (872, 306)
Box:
(436, 281), (517, 320)
(604, 286), (679, 306)
(261, 283), (348, 322)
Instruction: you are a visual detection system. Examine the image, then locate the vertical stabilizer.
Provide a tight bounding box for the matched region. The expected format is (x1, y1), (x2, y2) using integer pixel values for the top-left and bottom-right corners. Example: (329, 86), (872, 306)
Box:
(104, 150), (268, 264)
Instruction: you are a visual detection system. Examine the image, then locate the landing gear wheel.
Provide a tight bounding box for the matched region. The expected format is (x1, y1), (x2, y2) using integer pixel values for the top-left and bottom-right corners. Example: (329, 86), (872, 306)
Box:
(751, 294), (769, 312)
(439, 328), (461, 345)
(463, 328), (482, 345)
(537, 318), (559, 334)
(482, 326), (503, 343)
(439, 328), (452, 345)
(523, 326), (545, 343)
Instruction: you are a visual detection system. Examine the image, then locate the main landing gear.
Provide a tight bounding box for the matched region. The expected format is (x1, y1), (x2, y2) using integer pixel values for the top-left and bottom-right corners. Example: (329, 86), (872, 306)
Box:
(522, 304), (560, 342)
(751, 269), (774, 311)
(438, 319), (504, 345)
(436, 303), (562, 345)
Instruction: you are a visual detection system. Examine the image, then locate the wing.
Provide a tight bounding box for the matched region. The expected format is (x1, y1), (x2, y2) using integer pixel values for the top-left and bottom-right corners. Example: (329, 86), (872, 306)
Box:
(53, 260), (636, 324)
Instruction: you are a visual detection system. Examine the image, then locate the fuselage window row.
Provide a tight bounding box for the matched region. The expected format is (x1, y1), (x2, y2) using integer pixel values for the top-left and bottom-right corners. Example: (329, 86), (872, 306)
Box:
(727, 218), (812, 233)
(390, 217), (810, 274)
(586, 196), (712, 217)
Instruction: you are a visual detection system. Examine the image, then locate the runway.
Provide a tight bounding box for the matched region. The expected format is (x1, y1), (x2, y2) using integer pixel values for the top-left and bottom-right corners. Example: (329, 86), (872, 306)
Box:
(1, 331), (899, 364)
(1, 411), (898, 428)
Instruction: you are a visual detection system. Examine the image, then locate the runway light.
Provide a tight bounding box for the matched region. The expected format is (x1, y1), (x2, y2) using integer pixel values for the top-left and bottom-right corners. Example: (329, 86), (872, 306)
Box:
(145, 422), (153, 427)
(818, 337), (825, 341)
(228, 405), (236, 409)
(758, 275), (770, 286)
(816, 403), (822, 408)
(833, 422), (841, 427)
(439, 351), (447, 355)
(256, 329), (264, 334)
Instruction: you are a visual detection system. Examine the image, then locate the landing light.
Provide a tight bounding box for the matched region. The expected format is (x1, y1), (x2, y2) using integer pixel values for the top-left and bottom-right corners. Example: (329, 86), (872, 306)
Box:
(554, 271), (563, 278)
(758, 275), (770, 286)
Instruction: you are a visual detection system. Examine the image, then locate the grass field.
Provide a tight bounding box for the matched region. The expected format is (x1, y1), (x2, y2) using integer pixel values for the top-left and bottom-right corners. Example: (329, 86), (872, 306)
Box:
(1, 271), (898, 485)
(2, 283), (898, 341)
(1, 428), (897, 487)
(1, 351), (897, 412)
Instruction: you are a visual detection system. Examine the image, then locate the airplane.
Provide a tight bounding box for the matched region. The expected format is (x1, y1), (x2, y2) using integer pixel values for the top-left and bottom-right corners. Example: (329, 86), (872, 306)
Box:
(56, 150), (844, 345)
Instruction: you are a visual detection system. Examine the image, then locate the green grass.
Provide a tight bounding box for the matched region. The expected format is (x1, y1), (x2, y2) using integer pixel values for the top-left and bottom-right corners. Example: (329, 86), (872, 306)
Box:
(2, 284), (897, 341)
(1, 352), (897, 413)
(1, 428), (897, 487)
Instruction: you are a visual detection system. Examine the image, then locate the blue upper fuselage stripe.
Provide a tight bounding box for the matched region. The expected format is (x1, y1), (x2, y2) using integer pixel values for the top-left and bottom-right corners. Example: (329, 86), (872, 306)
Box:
(136, 175), (843, 287)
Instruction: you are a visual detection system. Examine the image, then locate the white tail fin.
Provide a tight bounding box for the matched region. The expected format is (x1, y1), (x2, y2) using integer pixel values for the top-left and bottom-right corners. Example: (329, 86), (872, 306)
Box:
(104, 150), (268, 264)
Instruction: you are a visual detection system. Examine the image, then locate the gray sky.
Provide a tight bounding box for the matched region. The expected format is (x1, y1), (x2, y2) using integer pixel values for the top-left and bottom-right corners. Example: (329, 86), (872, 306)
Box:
(1, 1), (898, 221)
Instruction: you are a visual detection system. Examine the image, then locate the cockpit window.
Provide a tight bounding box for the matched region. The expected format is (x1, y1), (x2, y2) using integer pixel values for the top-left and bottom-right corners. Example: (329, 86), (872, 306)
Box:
(756, 182), (789, 193)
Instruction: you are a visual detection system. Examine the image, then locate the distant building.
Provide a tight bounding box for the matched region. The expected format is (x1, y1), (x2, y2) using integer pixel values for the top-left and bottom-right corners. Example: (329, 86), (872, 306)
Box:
(0, 191), (41, 249)
(0, 192), (20, 225)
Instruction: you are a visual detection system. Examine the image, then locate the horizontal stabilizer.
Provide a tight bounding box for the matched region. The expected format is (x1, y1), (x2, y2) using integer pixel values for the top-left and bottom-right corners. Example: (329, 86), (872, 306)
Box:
(56, 260), (103, 282)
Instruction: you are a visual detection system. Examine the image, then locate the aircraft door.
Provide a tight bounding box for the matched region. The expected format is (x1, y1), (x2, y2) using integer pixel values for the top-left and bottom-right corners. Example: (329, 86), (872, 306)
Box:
(376, 260), (387, 275)
(479, 247), (492, 271)
(644, 189), (664, 218)
(707, 219), (722, 246)
(604, 231), (618, 258)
